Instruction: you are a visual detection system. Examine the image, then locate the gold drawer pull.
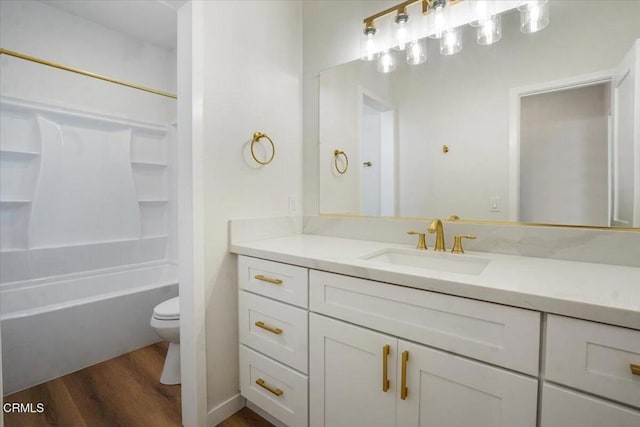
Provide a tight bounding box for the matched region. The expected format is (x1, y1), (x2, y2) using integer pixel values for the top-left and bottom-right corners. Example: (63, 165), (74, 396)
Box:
(401, 350), (409, 400)
(631, 364), (640, 376)
(254, 274), (283, 285)
(400, 350), (409, 400)
(256, 378), (283, 396)
(382, 344), (390, 392)
(255, 321), (283, 335)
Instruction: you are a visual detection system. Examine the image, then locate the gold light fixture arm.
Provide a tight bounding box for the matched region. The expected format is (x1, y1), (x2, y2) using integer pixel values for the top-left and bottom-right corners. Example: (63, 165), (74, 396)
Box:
(0, 47), (177, 99)
(363, 0), (463, 27)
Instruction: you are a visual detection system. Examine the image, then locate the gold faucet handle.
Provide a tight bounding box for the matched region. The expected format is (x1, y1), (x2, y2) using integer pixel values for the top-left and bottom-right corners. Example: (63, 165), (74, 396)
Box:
(452, 235), (476, 254)
(407, 231), (428, 250)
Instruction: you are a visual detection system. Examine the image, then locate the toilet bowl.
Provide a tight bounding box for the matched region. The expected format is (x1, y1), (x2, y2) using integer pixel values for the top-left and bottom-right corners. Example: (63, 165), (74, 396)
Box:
(150, 296), (180, 385)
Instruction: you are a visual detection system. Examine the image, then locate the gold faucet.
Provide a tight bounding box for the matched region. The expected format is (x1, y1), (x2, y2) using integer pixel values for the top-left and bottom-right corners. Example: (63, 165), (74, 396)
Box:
(407, 231), (427, 250)
(428, 219), (446, 252)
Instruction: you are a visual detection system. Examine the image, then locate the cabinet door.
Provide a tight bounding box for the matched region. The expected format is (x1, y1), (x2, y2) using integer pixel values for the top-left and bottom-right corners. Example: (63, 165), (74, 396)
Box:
(541, 384), (640, 427)
(396, 340), (538, 427)
(310, 313), (397, 427)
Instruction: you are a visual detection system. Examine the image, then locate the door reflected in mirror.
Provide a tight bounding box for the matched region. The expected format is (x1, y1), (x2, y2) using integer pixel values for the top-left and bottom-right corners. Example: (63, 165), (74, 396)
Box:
(319, 1), (640, 228)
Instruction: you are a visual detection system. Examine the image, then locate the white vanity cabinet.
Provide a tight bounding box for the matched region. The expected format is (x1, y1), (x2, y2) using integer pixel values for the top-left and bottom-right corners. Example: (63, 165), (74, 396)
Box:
(238, 256), (310, 427)
(236, 254), (640, 427)
(540, 315), (640, 427)
(397, 340), (538, 427)
(310, 313), (538, 427)
(309, 314), (397, 427)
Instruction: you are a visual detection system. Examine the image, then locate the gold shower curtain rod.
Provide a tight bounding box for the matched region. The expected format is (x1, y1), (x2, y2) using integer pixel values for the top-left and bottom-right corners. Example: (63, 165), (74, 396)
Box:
(0, 48), (177, 99)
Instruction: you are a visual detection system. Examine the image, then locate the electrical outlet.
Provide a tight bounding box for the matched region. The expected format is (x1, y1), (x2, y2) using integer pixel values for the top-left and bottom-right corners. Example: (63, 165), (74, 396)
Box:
(489, 196), (501, 212)
(288, 196), (298, 215)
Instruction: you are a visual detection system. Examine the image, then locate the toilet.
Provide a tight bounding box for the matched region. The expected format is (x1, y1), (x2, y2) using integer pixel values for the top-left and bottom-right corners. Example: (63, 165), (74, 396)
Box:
(150, 296), (180, 385)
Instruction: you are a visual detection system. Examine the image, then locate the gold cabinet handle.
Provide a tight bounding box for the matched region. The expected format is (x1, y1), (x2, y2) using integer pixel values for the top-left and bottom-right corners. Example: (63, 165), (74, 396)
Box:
(382, 344), (390, 392)
(254, 274), (283, 285)
(631, 364), (640, 376)
(256, 378), (283, 396)
(407, 231), (427, 250)
(451, 235), (476, 254)
(255, 321), (283, 335)
(400, 350), (409, 400)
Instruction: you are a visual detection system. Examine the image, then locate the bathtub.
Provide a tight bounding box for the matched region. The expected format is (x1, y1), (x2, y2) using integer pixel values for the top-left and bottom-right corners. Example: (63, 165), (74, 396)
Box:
(0, 263), (178, 395)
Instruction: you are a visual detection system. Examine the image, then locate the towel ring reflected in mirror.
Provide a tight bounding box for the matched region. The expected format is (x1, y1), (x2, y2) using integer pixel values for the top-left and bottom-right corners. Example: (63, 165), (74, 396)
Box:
(251, 132), (275, 165)
(334, 149), (349, 174)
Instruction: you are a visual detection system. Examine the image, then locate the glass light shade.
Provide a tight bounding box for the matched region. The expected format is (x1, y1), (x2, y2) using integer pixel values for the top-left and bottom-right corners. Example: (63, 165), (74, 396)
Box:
(476, 15), (501, 45)
(393, 13), (410, 51)
(440, 27), (462, 55)
(361, 28), (379, 61)
(519, 0), (549, 34)
(429, 2), (447, 39)
(471, 0), (492, 24)
(407, 39), (427, 65)
(377, 50), (397, 73)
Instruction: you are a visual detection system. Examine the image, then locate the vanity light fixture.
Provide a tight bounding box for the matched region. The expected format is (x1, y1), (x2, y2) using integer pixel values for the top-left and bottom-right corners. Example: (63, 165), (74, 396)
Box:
(407, 38), (427, 64)
(518, 0), (549, 34)
(429, 0), (449, 39)
(361, 0), (549, 73)
(475, 14), (501, 45)
(361, 23), (379, 61)
(440, 26), (462, 55)
(393, 8), (411, 50)
(377, 49), (397, 73)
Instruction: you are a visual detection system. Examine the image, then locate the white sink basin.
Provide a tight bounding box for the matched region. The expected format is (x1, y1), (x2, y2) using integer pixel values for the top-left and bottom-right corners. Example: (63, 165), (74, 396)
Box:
(362, 248), (490, 275)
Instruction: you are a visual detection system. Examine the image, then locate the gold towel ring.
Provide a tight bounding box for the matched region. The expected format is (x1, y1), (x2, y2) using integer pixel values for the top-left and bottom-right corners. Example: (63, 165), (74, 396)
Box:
(251, 132), (275, 165)
(334, 150), (349, 174)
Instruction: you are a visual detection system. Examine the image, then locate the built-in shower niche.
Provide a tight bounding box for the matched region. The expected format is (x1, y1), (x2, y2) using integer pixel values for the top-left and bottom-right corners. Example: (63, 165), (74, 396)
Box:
(0, 97), (174, 284)
(0, 105), (41, 253)
(131, 130), (170, 239)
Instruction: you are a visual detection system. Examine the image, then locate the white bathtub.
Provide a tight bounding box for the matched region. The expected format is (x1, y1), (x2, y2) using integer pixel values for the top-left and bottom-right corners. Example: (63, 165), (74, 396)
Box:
(1, 263), (178, 395)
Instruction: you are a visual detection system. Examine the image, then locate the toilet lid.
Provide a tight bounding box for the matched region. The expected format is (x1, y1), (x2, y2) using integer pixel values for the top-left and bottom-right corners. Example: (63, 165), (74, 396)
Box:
(153, 296), (179, 320)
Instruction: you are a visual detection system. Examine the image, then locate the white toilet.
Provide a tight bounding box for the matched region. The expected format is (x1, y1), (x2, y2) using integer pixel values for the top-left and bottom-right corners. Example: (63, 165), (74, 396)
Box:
(150, 296), (180, 385)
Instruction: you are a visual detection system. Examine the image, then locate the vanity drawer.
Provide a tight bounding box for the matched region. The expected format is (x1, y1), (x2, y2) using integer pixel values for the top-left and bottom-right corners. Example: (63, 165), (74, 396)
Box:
(541, 384), (640, 427)
(239, 291), (308, 373)
(238, 256), (308, 308)
(546, 315), (640, 408)
(309, 270), (540, 375)
(240, 345), (308, 427)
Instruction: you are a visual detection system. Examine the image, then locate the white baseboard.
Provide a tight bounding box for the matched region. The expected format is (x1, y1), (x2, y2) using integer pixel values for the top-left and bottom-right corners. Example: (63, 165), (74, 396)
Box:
(207, 393), (246, 426)
(246, 401), (288, 427)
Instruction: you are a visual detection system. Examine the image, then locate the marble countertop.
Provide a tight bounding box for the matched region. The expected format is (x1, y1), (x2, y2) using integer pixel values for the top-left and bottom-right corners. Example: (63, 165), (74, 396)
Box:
(230, 234), (640, 330)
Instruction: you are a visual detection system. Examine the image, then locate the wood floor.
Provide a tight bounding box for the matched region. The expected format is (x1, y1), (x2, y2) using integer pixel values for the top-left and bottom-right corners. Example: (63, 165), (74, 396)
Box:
(4, 341), (273, 427)
(216, 407), (274, 427)
(3, 342), (181, 427)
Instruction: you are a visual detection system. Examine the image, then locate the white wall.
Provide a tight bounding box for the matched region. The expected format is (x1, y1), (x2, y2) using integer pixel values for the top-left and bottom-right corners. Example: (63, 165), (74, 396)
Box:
(0, 0), (176, 123)
(520, 84), (610, 226)
(195, 0), (303, 418)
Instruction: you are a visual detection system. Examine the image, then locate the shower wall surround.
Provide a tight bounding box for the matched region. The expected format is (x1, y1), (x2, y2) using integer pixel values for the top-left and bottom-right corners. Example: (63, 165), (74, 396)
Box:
(0, 97), (174, 284)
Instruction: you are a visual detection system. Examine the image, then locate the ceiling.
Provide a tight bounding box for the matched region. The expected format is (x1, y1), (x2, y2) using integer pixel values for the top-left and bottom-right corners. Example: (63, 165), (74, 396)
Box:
(44, 0), (186, 50)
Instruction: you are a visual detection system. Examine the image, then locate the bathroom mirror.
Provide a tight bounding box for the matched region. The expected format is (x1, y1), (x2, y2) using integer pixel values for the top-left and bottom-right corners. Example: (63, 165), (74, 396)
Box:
(318, 1), (640, 228)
